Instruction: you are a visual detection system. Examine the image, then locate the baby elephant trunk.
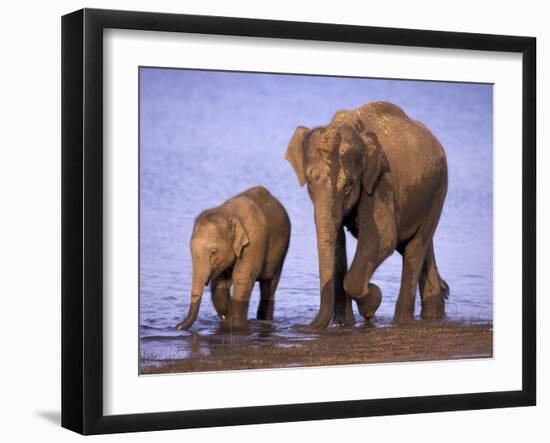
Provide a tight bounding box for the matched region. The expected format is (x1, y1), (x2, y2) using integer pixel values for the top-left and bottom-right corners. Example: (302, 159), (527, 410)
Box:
(175, 297), (202, 330)
(175, 272), (206, 330)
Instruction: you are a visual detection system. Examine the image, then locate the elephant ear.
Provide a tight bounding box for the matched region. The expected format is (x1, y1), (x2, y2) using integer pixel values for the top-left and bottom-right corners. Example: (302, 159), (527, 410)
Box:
(229, 216), (249, 258)
(361, 132), (388, 195)
(285, 126), (310, 187)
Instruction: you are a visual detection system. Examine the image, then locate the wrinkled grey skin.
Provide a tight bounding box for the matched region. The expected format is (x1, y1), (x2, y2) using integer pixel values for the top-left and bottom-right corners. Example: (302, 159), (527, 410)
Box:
(286, 101), (449, 329)
(176, 186), (291, 330)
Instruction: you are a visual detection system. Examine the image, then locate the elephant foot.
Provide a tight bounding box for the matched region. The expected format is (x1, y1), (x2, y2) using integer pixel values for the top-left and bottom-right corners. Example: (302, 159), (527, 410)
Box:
(356, 284), (382, 320)
(257, 299), (274, 321)
(393, 303), (415, 324)
(230, 299), (249, 329)
(343, 312), (356, 327)
(333, 298), (355, 327)
(307, 312), (332, 330)
(421, 295), (446, 320)
(332, 311), (356, 327)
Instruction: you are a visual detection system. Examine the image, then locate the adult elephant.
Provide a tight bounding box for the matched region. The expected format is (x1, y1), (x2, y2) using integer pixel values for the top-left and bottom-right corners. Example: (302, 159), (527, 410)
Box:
(285, 101), (449, 329)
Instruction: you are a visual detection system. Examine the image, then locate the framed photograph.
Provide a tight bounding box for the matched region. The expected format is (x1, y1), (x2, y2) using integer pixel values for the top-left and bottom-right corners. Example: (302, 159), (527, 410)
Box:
(61, 8), (536, 435)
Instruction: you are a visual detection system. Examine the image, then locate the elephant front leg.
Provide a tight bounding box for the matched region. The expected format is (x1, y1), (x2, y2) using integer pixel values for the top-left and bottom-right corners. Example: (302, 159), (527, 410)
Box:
(333, 227), (355, 326)
(344, 194), (395, 321)
(210, 277), (232, 322)
(230, 271), (255, 329)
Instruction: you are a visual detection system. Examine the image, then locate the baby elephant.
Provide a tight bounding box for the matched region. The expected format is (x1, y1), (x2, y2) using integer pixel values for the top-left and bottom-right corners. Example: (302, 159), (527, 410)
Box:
(176, 186), (291, 330)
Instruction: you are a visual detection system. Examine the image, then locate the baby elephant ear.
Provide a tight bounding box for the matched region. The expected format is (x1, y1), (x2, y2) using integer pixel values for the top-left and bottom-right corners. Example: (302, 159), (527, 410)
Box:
(229, 216), (249, 258)
(285, 126), (310, 187)
(362, 132), (388, 195)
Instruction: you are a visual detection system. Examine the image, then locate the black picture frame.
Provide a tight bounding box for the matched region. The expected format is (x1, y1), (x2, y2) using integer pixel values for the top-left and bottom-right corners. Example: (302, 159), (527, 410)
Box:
(61, 8), (536, 435)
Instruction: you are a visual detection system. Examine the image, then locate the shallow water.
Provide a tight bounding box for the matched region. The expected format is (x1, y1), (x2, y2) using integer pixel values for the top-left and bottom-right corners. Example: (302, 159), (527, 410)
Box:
(139, 68), (493, 366)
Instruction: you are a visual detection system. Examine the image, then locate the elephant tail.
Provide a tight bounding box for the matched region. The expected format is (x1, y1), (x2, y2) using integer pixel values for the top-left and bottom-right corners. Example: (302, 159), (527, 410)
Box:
(421, 241), (449, 301)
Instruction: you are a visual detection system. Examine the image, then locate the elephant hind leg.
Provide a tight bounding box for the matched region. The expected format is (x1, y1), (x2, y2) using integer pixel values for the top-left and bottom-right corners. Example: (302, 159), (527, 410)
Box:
(393, 239), (428, 324)
(394, 179), (447, 324)
(393, 222), (441, 324)
(257, 269), (281, 321)
(419, 240), (449, 320)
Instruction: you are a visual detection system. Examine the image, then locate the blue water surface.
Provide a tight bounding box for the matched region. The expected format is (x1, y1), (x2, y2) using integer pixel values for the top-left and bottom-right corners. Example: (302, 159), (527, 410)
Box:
(139, 68), (493, 362)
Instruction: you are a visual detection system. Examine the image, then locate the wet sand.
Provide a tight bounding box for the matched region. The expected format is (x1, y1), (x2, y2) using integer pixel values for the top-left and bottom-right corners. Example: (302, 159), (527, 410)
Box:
(141, 321), (492, 374)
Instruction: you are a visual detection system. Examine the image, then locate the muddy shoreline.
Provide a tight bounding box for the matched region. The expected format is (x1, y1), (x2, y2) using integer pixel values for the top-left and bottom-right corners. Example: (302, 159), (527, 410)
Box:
(141, 321), (493, 374)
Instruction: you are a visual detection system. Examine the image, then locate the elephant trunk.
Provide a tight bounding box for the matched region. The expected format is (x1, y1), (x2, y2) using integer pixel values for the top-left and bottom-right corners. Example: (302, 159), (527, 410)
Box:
(311, 200), (339, 329)
(175, 264), (209, 331)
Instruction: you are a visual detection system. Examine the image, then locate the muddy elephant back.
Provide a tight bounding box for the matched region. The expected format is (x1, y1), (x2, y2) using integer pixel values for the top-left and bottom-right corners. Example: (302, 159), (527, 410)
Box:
(360, 103), (448, 222)
(246, 186), (290, 237)
(241, 187), (290, 279)
(357, 101), (409, 120)
(355, 102), (445, 166)
(331, 102), (410, 136)
(331, 109), (364, 133)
